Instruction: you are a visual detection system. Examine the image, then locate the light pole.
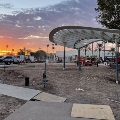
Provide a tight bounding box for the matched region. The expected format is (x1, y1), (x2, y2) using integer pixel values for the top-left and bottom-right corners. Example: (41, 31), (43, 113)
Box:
(103, 41), (105, 61)
(52, 43), (55, 61)
(92, 42), (93, 56)
(63, 42), (66, 70)
(46, 44), (49, 62)
(78, 48), (81, 71)
(39, 47), (41, 61)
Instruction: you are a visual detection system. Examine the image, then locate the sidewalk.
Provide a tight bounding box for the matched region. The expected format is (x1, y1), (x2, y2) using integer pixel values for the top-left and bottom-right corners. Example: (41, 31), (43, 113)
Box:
(4, 101), (92, 120)
(0, 83), (115, 120)
(0, 83), (41, 100)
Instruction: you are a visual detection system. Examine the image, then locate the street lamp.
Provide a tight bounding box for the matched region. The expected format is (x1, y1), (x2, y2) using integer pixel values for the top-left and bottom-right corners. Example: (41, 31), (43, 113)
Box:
(63, 42), (66, 70)
(46, 44), (49, 62)
(47, 44), (49, 53)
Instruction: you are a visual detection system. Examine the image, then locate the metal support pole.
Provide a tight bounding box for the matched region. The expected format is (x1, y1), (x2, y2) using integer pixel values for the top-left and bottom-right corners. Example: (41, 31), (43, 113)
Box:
(92, 42), (93, 56)
(78, 48), (81, 71)
(104, 41), (105, 61)
(63, 43), (66, 70)
(45, 62), (46, 75)
(115, 38), (119, 84)
(43, 62), (47, 88)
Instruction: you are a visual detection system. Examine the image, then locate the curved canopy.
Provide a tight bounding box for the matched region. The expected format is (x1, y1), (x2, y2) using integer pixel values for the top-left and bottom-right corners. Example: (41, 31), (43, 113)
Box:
(49, 26), (120, 49)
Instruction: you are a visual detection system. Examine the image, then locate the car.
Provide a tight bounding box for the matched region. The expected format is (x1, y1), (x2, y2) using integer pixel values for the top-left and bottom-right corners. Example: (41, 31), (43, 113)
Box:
(84, 60), (92, 66)
(0, 56), (19, 65)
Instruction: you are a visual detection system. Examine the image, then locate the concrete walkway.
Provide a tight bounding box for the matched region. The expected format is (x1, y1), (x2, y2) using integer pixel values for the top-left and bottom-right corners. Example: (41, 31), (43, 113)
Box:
(33, 92), (66, 102)
(4, 101), (93, 120)
(0, 83), (114, 120)
(0, 84), (41, 100)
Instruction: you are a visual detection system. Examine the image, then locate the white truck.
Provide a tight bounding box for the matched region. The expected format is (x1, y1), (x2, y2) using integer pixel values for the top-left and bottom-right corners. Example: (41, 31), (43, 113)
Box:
(26, 56), (35, 63)
(16, 55), (25, 62)
(16, 55), (35, 63)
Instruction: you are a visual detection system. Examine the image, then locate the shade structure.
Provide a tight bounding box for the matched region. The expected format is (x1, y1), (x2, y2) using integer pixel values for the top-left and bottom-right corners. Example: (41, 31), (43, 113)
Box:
(49, 26), (120, 83)
(49, 26), (120, 49)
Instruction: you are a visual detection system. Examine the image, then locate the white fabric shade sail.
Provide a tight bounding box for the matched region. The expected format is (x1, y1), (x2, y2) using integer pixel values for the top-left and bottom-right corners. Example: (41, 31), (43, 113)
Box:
(49, 26), (120, 49)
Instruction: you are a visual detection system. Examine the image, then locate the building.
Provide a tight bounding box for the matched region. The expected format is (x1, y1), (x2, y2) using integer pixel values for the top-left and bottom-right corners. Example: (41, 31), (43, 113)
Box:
(56, 49), (115, 62)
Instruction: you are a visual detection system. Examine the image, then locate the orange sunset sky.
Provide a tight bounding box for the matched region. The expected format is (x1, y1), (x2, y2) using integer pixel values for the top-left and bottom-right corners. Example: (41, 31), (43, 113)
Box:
(0, 37), (72, 55)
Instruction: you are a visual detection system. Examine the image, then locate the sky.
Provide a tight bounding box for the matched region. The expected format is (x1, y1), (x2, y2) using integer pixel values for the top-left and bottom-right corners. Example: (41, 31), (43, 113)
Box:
(0, 0), (112, 55)
(0, 0), (66, 14)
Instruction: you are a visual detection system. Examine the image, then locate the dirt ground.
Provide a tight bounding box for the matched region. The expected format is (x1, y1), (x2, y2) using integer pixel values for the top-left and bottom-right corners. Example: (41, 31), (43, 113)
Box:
(0, 63), (120, 120)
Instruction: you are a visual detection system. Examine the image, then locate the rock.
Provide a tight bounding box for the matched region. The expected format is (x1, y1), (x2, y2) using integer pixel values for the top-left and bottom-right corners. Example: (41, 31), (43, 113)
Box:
(75, 88), (84, 91)
(18, 75), (24, 78)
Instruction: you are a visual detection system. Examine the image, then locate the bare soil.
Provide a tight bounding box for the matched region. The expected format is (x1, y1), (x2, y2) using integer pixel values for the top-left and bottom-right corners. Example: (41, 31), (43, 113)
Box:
(0, 63), (120, 120)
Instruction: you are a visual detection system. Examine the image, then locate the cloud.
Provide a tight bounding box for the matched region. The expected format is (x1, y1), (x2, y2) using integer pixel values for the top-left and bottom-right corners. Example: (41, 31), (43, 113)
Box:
(34, 16), (42, 20)
(0, 36), (4, 38)
(0, 0), (99, 41)
(0, 3), (14, 9)
(19, 35), (48, 40)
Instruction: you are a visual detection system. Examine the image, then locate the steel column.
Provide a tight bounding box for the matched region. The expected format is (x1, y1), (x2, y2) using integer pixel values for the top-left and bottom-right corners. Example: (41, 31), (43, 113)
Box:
(115, 37), (119, 84)
(104, 41), (105, 61)
(78, 48), (81, 71)
(45, 62), (46, 75)
(63, 43), (66, 70)
(92, 42), (93, 56)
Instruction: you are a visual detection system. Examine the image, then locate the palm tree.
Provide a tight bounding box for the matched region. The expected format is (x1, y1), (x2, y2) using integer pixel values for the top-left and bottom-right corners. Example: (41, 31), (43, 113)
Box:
(11, 49), (14, 55)
(108, 47), (115, 62)
(47, 44), (49, 53)
(23, 47), (26, 55)
(6, 45), (8, 53)
(82, 44), (91, 57)
(95, 42), (104, 58)
(18, 49), (25, 55)
(52, 44), (55, 53)
(26, 49), (31, 56)
(46, 44), (49, 60)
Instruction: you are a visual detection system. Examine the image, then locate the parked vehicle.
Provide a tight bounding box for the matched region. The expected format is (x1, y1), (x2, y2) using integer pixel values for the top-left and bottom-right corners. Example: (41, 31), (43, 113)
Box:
(16, 55), (25, 62)
(26, 56), (35, 63)
(16, 55), (35, 63)
(0, 56), (19, 65)
(75, 56), (92, 66)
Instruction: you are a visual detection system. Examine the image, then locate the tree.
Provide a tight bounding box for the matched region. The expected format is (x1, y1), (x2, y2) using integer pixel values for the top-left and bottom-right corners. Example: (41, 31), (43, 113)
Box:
(17, 49), (25, 55)
(30, 52), (36, 56)
(95, 42), (104, 58)
(36, 50), (46, 60)
(52, 44), (55, 53)
(108, 47), (115, 61)
(6, 45), (8, 53)
(11, 49), (14, 55)
(95, 0), (120, 29)
(30, 50), (46, 60)
(47, 44), (49, 53)
(26, 49), (31, 56)
(17, 47), (31, 56)
(82, 44), (91, 57)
